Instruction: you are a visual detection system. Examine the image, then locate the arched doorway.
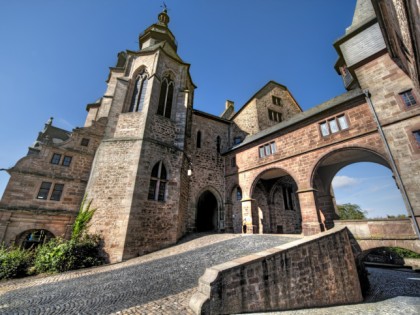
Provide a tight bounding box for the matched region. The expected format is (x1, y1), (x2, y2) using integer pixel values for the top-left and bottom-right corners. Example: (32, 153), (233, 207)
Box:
(196, 191), (218, 232)
(251, 168), (302, 234)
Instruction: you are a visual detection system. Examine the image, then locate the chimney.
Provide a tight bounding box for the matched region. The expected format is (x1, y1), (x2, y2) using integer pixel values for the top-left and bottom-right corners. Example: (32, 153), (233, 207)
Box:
(225, 100), (234, 110)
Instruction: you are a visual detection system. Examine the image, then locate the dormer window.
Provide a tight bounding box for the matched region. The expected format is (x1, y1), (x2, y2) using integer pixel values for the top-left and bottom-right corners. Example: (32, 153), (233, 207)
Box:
(157, 76), (174, 118)
(129, 71), (148, 112)
(268, 109), (282, 122)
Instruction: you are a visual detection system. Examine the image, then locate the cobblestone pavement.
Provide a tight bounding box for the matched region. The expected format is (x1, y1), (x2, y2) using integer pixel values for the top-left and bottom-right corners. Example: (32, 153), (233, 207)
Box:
(0, 233), (297, 314)
(1, 234), (419, 315)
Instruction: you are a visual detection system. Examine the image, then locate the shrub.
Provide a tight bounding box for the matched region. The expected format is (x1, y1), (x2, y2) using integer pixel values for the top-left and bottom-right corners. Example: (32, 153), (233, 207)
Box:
(33, 235), (103, 274)
(0, 245), (33, 280)
(388, 247), (420, 259)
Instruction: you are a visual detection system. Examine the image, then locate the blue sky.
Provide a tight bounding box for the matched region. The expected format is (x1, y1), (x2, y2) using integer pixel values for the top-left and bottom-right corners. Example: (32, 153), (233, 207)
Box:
(0, 0), (406, 218)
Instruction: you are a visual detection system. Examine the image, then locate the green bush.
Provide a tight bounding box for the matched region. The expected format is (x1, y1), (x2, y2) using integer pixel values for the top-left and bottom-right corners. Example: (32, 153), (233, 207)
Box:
(388, 247), (420, 259)
(0, 245), (33, 280)
(33, 235), (103, 274)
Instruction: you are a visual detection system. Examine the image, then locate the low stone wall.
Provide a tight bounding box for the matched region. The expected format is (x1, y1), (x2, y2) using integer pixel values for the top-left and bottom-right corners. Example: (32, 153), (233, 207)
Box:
(189, 227), (363, 314)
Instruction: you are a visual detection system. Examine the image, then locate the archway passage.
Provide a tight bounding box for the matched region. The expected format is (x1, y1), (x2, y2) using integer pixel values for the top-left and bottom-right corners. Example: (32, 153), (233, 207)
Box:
(251, 169), (302, 234)
(196, 191), (218, 232)
(17, 229), (54, 250)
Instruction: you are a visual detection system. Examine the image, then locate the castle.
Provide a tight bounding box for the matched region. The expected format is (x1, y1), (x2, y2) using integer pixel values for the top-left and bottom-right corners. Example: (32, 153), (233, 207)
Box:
(1, 0), (419, 263)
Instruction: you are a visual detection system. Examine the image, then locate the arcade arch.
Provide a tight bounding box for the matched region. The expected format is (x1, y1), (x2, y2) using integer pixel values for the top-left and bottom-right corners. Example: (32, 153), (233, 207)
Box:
(196, 188), (223, 232)
(250, 168), (302, 234)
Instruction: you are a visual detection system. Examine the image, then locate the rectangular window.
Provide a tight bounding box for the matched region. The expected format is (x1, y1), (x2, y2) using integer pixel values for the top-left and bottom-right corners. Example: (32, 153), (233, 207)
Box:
(50, 184), (64, 201)
(259, 142), (276, 158)
(268, 109), (282, 122)
(62, 156), (72, 167)
(413, 130), (420, 147)
(329, 119), (339, 133)
(320, 115), (349, 137)
(337, 115), (349, 130)
(272, 96), (282, 106)
(37, 182), (52, 200)
(50, 153), (61, 165)
(81, 138), (90, 146)
(400, 90), (417, 107)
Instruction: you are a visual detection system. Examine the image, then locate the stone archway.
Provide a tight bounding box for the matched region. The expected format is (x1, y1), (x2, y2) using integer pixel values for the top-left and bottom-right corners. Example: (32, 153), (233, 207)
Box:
(16, 229), (54, 250)
(196, 191), (219, 232)
(250, 168), (302, 234)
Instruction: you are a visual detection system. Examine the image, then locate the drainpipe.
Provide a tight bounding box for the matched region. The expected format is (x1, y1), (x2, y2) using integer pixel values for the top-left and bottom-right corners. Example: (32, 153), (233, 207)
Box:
(364, 89), (420, 239)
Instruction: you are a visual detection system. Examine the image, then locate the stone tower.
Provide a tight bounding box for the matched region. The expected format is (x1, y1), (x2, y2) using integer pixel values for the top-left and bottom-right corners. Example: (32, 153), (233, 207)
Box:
(84, 9), (195, 263)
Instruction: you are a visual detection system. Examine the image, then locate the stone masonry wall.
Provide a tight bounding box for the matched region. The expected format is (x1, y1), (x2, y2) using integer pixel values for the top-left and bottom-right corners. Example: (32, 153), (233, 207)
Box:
(189, 227), (363, 314)
(355, 53), (420, 227)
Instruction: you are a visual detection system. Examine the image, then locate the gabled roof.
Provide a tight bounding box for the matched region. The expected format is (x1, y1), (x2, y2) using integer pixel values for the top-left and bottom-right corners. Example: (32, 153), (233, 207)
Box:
(224, 88), (364, 153)
(230, 80), (302, 120)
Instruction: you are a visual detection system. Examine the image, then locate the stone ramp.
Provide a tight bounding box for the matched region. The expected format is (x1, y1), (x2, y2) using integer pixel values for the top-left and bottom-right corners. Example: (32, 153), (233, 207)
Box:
(0, 234), (298, 314)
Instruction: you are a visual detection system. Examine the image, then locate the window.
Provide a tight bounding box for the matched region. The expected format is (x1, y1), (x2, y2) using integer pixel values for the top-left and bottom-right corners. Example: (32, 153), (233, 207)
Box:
(129, 72), (148, 112)
(320, 115), (349, 137)
(233, 136), (242, 145)
(259, 141), (276, 158)
(283, 186), (294, 210)
(236, 187), (242, 201)
(196, 131), (201, 148)
(50, 153), (61, 165)
(268, 109), (282, 122)
(37, 182), (52, 200)
(413, 130), (420, 147)
(50, 184), (64, 201)
(400, 90), (417, 107)
(231, 157), (236, 167)
(62, 156), (72, 167)
(216, 136), (221, 153)
(81, 138), (90, 146)
(148, 161), (167, 201)
(272, 96), (282, 106)
(157, 76), (174, 118)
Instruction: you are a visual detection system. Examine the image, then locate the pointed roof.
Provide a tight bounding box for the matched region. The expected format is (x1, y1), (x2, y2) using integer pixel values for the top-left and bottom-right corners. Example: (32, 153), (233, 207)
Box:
(346, 0), (376, 34)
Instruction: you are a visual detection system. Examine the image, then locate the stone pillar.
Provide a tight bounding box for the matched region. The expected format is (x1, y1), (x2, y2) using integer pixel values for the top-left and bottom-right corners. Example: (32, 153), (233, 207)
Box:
(296, 189), (322, 235)
(316, 194), (338, 230)
(224, 202), (234, 233)
(241, 198), (257, 234)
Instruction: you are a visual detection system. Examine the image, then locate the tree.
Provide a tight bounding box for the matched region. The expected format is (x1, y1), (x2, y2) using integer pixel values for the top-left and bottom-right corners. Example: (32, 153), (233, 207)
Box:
(337, 203), (367, 220)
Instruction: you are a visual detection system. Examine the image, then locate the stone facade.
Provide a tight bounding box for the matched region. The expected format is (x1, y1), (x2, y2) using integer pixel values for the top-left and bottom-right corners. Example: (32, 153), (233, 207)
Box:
(1, 1), (419, 264)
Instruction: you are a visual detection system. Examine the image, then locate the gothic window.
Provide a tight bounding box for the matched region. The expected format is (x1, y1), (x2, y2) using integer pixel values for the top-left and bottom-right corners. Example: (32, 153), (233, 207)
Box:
(148, 161), (167, 201)
(236, 187), (242, 201)
(196, 131), (201, 148)
(129, 72), (148, 112)
(283, 186), (294, 210)
(413, 130), (420, 147)
(157, 76), (174, 118)
(400, 90), (417, 107)
(50, 153), (61, 165)
(320, 115), (349, 137)
(37, 182), (52, 200)
(216, 136), (221, 153)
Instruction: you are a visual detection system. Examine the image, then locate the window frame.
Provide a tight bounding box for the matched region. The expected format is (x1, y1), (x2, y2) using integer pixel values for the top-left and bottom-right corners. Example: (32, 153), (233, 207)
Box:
(62, 156), (72, 167)
(80, 138), (90, 147)
(36, 182), (52, 200)
(128, 72), (148, 112)
(50, 153), (62, 165)
(148, 161), (168, 202)
(259, 141), (276, 158)
(157, 76), (174, 119)
(399, 89), (418, 108)
(272, 96), (282, 106)
(50, 183), (64, 201)
(319, 114), (349, 138)
(268, 109), (282, 122)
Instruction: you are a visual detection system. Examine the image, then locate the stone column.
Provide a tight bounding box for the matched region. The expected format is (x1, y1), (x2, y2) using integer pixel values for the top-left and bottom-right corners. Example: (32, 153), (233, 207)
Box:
(224, 202), (234, 233)
(241, 198), (257, 234)
(296, 188), (322, 235)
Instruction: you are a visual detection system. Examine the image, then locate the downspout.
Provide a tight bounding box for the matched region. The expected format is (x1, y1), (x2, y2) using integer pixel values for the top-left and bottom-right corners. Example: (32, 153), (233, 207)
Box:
(364, 89), (420, 239)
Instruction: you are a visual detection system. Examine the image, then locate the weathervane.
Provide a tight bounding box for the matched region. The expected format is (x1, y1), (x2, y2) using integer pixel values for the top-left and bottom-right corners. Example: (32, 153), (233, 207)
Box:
(161, 2), (168, 12)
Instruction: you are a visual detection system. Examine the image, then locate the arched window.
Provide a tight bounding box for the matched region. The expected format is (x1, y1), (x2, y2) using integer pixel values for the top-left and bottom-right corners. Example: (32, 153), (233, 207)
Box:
(216, 136), (221, 153)
(197, 131), (201, 148)
(236, 187), (242, 201)
(129, 71), (148, 112)
(157, 76), (174, 118)
(148, 161), (167, 201)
